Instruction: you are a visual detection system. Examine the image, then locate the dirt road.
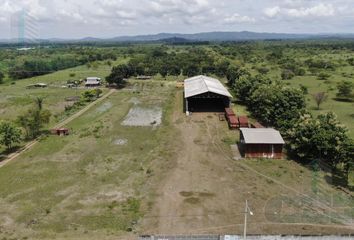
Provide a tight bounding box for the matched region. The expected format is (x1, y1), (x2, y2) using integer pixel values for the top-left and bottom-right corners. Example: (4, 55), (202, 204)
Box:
(0, 89), (116, 169)
(141, 91), (250, 234)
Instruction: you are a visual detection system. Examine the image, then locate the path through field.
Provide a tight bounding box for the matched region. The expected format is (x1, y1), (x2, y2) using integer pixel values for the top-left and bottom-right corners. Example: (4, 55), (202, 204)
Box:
(0, 89), (116, 169)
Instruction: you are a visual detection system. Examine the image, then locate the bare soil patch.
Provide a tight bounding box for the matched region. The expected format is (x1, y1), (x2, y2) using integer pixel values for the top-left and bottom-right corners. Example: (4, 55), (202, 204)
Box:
(122, 106), (162, 127)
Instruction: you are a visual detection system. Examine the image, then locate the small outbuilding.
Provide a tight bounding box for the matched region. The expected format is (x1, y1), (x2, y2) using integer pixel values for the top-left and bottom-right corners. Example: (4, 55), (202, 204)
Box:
(51, 128), (70, 136)
(85, 77), (101, 87)
(239, 128), (285, 159)
(184, 75), (232, 114)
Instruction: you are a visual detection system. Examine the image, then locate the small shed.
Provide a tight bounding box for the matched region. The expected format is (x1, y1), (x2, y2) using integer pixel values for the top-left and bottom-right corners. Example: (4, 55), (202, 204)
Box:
(239, 128), (285, 159)
(85, 77), (101, 87)
(184, 75), (232, 113)
(51, 128), (70, 136)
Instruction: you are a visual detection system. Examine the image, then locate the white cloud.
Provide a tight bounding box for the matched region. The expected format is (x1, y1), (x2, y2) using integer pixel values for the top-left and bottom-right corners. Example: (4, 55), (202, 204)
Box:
(264, 3), (335, 18)
(224, 13), (256, 24)
(287, 3), (335, 17)
(264, 6), (281, 18)
(0, 0), (353, 38)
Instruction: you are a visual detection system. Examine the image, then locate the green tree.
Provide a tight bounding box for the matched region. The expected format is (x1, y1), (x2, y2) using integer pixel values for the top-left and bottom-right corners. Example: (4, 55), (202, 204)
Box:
(257, 67), (270, 75)
(317, 72), (331, 80)
(35, 96), (44, 110)
(233, 75), (272, 102)
(82, 90), (96, 102)
(16, 100), (51, 139)
(184, 64), (200, 77)
(287, 113), (351, 183)
(159, 65), (168, 79)
(168, 65), (181, 76)
(0, 121), (22, 150)
(94, 89), (103, 98)
(336, 80), (353, 100)
(226, 66), (250, 87)
(249, 84), (306, 128)
(281, 69), (295, 80)
(106, 64), (131, 86)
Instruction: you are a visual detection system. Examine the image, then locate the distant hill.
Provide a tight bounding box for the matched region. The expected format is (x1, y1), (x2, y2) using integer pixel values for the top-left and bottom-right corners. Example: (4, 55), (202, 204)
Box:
(106, 31), (311, 42)
(1, 31), (354, 44)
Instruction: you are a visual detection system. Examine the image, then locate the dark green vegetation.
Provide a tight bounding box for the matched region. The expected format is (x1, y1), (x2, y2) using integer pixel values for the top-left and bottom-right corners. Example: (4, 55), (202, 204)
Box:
(2, 47), (117, 80)
(0, 121), (21, 150)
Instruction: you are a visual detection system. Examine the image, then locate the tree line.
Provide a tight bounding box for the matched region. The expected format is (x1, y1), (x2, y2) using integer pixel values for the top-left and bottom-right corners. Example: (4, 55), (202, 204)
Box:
(0, 47), (119, 81)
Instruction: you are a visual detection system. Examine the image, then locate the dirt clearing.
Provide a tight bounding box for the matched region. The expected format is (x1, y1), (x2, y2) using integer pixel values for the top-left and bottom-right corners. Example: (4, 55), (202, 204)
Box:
(122, 106), (162, 127)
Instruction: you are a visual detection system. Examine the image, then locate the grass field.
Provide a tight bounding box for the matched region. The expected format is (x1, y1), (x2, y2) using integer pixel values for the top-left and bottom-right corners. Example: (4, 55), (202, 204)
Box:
(0, 60), (127, 121)
(0, 59), (130, 155)
(0, 81), (177, 239)
(240, 51), (354, 138)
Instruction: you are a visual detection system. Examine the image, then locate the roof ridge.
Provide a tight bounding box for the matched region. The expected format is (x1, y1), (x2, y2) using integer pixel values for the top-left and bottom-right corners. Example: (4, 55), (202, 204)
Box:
(201, 76), (210, 93)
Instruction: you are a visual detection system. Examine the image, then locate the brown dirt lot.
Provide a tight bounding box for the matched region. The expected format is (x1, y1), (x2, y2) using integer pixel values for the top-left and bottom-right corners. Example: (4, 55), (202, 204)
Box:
(140, 90), (354, 236)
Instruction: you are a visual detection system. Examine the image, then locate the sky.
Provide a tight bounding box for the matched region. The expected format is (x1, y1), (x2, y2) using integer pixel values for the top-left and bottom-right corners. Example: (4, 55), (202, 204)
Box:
(0, 0), (353, 39)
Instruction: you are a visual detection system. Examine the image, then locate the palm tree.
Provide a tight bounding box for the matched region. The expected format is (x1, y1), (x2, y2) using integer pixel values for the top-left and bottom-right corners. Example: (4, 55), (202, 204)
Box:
(35, 96), (44, 110)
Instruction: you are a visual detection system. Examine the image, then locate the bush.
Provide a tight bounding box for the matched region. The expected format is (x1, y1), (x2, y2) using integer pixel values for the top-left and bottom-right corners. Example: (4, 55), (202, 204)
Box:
(317, 72), (331, 80)
(281, 69), (295, 80)
(257, 67), (270, 75)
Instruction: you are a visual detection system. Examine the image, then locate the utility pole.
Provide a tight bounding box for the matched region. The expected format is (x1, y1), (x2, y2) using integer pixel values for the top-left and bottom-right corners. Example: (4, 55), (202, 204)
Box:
(243, 199), (253, 240)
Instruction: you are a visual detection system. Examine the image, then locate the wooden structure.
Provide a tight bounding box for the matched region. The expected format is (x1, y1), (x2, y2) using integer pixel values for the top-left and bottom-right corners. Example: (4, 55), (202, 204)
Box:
(224, 108), (239, 129)
(51, 128), (69, 136)
(184, 75), (232, 114)
(239, 128), (285, 159)
(238, 116), (249, 128)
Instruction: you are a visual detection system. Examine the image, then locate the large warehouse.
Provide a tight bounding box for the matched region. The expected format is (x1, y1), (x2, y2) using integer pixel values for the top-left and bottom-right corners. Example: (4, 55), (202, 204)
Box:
(184, 75), (232, 114)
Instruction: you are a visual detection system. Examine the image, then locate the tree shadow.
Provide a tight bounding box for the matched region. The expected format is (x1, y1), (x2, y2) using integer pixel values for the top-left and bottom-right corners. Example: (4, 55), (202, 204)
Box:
(333, 97), (354, 103)
(324, 173), (354, 192)
(286, 149), (354, 192)
(0, 146), (22, 162)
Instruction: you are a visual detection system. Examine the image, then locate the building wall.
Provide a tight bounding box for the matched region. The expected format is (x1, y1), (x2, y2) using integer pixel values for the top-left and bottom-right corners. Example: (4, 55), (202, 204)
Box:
(185, 92), (230, 113)
(244, 144), (283, 159)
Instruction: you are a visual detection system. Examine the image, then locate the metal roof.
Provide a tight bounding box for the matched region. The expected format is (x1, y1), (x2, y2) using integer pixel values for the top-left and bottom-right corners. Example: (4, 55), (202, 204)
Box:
(87, 77), (101, 81)
(86, 78), (101, 85)
(240, 128), (285, 144)
(184, 75), (232, 98)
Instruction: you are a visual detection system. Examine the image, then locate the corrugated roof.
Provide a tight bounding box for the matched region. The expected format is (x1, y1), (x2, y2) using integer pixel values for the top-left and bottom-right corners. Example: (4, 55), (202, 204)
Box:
(184, 75), (232, 98)
(87, 77), (101, 81)
(240, 128), (285, 144)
